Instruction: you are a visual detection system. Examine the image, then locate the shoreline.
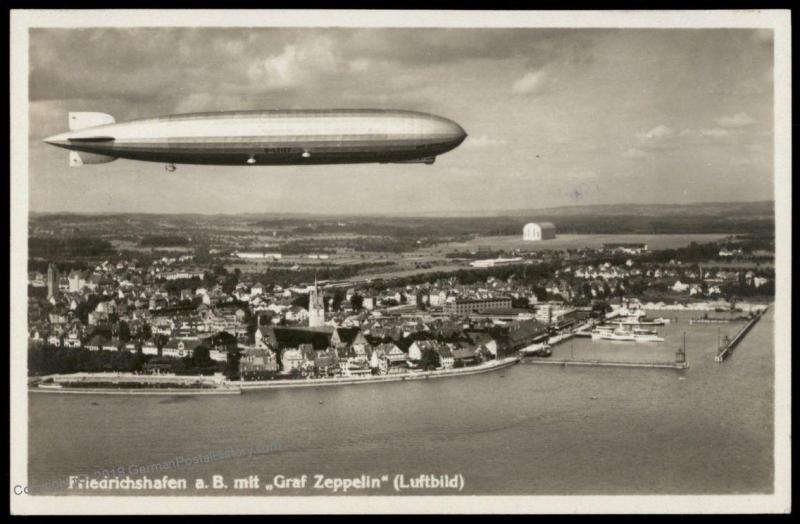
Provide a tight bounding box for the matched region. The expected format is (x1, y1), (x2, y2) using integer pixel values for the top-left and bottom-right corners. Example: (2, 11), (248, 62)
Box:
(28, 357), (520, 395)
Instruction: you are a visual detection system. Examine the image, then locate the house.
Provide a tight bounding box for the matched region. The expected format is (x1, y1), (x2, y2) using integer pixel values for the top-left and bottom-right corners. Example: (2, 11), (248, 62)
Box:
(330, 327), (371, 364)
(162, 338), (201, 359)
(338, 360), (372, 377)
(370, 343), (407, 374)
(285, 305), (309, 323)
(407, 339), (438, 362)
(142, 340), (159, 356)
(436, 343), (455, 370)
(312, 348), (339, 377)
(451, 345), (479, 367)
(672, 281), (690, 293)
(465, 331), (497, 357)
(209, 350), (228, 362)
(239, 346), (279, 376)
(280, 348), (305, 373)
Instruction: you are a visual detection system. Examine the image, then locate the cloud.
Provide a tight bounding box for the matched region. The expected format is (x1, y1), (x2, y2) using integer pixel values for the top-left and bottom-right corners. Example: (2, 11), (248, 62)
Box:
(511, 70), (549, 96)
(635, 122), (744, 151)
(716, 112), (755, 128)
(623, 148), (647, 159)
(464, 135), (507, 148)
(247, 36), (340, 89)
(679, 127), (732, 139)
(637, 125), (675, 142)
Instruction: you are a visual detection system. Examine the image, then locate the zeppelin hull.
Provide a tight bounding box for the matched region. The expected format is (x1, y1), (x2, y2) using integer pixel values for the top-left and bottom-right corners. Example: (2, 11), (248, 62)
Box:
(45, 110), (467, 167)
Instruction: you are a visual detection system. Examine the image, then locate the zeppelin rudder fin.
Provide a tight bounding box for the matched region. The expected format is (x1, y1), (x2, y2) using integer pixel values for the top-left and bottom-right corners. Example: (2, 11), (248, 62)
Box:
(69, 151), (117, 167)
(68, 112), (115, 131)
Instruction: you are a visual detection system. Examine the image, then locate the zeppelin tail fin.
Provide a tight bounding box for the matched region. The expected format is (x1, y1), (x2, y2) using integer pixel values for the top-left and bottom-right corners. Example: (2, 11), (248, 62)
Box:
(68, 112), (115, 131)
(69, 151), (117, 167)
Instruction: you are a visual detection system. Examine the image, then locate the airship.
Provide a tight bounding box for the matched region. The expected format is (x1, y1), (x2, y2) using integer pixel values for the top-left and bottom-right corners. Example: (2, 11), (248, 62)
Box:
(43, 109), (467, 171)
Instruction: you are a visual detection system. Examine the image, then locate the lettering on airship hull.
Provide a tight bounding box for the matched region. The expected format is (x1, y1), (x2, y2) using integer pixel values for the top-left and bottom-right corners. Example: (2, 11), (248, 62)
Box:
(43, 109), (468, 168)
(264, 147), (297, 154)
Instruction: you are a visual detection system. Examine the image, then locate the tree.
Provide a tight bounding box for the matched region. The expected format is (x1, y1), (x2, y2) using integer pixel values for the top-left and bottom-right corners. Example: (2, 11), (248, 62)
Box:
(350, 293), (364, 310)
(118, 320), (131, 343)
(192, 344), (213, 368)
(292, 294), (309, 310)
(154, 334), (169, 356)
(225, 346), (242, 380)
(331, 289), (346, 311)
(419, 348), (441, 371)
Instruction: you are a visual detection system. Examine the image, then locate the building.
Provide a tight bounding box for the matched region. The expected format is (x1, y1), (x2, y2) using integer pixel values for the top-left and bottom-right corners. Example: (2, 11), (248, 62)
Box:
(308, 278), (325, 328)
(469, 257), (524, 268)
(522, 222), (556, 241)
(239, 346), (279, 377)
(234, 252), (283, 260)
(47, 263), (60, 300)
(604, 243), (648, 255)
(443, 297), (513, 316)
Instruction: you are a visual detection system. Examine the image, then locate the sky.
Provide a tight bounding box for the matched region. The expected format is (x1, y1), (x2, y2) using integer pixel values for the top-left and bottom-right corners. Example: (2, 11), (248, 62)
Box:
(28, 27), (774, 215)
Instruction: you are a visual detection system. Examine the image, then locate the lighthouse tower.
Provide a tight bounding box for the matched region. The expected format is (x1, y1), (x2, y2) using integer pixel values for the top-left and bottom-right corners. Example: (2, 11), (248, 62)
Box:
(308, 276), (325, 328)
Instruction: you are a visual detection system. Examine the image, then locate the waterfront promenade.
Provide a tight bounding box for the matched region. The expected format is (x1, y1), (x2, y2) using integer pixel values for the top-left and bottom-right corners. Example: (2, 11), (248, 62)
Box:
(29, 356), (520, 395)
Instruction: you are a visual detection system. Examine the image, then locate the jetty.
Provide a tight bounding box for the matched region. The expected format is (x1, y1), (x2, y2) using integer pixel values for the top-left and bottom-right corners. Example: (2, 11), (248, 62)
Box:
(521, 358), (688, 370)
(29, 372), (242, 395)
(715, 307), (766, 363)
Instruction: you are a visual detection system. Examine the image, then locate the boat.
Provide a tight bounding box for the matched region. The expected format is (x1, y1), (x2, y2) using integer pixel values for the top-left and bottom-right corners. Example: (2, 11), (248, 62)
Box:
(590, 326), (635, 342)
(632, 332), (665, 342)
(519, 341), (552, 357)
(612, 315), (669, 327)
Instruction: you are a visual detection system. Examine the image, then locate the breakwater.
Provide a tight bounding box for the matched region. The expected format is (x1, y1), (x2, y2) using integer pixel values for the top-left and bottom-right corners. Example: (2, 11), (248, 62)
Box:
(32, 384), (242, 395)
(521, 357), (689, 370)
(715, 307), (767, 363)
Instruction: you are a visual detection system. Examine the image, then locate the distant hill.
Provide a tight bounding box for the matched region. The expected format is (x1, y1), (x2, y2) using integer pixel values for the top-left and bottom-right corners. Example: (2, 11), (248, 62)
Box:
(501, 201), (774, 218)
(390, 201), (775, 219)
(30, 200), (774, 220)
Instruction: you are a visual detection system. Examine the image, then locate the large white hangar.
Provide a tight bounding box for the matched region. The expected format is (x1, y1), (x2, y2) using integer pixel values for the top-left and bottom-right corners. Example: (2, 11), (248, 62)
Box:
(522, 222), (556, 241)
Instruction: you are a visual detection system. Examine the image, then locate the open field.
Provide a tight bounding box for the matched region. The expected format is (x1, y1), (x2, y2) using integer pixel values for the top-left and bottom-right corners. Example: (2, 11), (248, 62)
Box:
(433, 233), (734, 254)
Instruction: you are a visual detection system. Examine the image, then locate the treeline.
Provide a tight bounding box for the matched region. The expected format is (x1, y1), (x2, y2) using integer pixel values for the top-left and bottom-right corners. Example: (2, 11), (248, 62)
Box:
(28, 345), (231, 377)
(139, 235), (190, 247)
(248, 262), (396, 288)
(370, 262), (561, 291)
(28, 260), (92, 274)
(643, 242), (733, 264)
(29, 237), (114, 258)
(253, 214), (775, 240)
(29, 346), (148, 375)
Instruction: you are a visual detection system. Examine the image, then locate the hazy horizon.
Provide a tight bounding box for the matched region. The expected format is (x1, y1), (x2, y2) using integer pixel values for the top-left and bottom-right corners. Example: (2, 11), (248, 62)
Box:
(28, 199), (774, 219)
(29, 28), (774, 214)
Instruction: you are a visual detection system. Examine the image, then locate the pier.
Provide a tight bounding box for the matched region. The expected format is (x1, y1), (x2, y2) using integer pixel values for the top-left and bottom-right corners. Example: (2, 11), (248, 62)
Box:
(715, 307), (766, 363)
(521, 358), (689, 370)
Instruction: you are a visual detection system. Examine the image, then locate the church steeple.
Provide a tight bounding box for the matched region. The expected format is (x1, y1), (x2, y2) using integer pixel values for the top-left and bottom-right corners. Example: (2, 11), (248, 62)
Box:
(308, 273), (325, 327)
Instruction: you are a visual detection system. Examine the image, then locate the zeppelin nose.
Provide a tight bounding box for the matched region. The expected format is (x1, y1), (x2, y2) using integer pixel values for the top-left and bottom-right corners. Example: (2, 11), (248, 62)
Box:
(443, 121), (467, 148)
(43, 132), (72, 147)
(451, 123), (468, 145)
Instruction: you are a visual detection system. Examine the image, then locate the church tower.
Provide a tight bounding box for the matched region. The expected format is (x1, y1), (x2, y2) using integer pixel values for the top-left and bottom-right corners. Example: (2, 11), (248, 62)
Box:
(47, 263), (60, 301)
(308, 276), (325, 327)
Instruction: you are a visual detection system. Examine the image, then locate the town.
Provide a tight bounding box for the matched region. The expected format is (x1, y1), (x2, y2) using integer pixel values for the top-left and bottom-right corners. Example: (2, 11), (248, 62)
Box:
(26, 210), (775, 384)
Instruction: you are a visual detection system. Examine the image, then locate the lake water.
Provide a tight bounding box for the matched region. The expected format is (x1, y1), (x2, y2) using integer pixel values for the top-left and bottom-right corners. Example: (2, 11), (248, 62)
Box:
(28, 308), (774, 496)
